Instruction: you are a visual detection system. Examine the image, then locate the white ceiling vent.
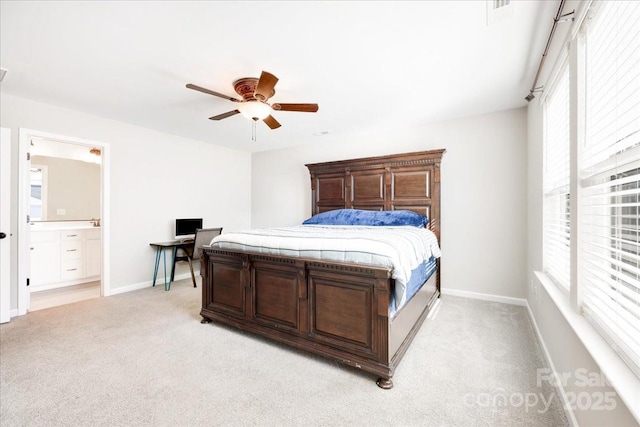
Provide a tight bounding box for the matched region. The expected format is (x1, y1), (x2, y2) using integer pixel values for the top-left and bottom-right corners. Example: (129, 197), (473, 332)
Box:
(487, 0), (513, 25)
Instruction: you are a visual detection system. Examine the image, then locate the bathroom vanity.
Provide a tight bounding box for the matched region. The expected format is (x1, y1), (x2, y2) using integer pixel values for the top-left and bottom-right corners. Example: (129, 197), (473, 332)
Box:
(30, 221), (101, 291)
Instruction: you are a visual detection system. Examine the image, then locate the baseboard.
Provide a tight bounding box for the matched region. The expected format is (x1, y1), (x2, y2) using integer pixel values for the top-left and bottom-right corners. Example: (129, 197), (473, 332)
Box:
(441, 287), (527, 306)
(108, 272), (197, 296)
(525, 301), (579, 427)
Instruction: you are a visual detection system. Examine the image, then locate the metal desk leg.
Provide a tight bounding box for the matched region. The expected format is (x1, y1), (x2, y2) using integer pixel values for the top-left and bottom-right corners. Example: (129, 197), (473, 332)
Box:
(152, 247), (161, 287)
(163, 248), (169, 291)
(167, 247), (178, 291)
(170, 248), (179, 282)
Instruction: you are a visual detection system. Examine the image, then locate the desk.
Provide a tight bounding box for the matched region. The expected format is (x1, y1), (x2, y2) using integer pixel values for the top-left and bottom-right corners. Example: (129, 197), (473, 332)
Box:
(149, 240), (193, 291)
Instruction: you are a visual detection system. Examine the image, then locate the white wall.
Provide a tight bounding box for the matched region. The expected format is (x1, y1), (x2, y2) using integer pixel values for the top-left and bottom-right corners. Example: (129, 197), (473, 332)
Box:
(1, 94), (252, 310)
(526, 96), (637, 426)
(252, 107), (528, 299)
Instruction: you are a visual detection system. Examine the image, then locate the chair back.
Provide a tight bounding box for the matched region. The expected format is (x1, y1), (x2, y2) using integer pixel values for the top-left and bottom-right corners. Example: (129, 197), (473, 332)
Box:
(193, 227), (223, 261)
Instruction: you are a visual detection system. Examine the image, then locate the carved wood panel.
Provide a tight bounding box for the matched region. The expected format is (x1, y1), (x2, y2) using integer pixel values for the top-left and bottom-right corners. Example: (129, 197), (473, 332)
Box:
(251, 264), (300, 332)
(309, 275), (376, 359)
(314, 174), (345, 211)
(210, 261), (245, 315)
(350, 170), (385, 206)
(391, 170), (430, 200)
(352, 205), (385, 211)
(391, 204), (431, 219)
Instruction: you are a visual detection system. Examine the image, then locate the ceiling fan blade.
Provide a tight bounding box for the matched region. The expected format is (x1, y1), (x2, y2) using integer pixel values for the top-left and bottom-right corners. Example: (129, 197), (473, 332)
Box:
(263, 115), (281, 129)
(209, 110), (240, 121)
(186, 84), (240, 102)
(254, 71), (279, 101)
(271, 103), (319, 113)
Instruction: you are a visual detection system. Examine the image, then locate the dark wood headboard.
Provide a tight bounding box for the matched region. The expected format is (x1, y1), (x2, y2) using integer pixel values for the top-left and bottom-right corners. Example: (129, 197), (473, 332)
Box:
(305, 149), (445, 235)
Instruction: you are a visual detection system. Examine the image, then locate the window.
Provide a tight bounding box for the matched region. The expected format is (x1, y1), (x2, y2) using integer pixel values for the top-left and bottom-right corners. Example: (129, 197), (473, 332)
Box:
(543, 65), (571, 291)
(29, 165), (47, 221)
(580, 1), (640, 376)
(542, 0), (640, 378)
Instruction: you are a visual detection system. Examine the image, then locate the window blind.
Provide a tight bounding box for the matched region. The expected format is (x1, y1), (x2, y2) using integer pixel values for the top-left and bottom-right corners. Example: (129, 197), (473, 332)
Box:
(581, 0), (640, 377)
(543, 65), (571, 291)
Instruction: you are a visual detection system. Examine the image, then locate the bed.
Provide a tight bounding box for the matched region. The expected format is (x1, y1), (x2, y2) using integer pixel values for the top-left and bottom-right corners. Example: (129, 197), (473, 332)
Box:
(199, 149), (445, 388)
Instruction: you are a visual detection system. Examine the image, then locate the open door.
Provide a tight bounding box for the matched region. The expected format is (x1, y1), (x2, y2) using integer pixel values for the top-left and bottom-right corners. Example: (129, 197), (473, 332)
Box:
(17, 128), (111, 316)
(1, 128), (11, 323)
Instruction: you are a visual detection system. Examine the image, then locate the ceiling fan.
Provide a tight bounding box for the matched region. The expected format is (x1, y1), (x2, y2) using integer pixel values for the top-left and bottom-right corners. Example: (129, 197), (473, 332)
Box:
(186, 71), (319, 130)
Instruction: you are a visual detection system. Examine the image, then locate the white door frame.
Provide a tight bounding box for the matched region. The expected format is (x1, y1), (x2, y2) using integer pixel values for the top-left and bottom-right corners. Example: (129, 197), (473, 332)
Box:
(0, 128), (11, 323)
(17, 128), (111, 315)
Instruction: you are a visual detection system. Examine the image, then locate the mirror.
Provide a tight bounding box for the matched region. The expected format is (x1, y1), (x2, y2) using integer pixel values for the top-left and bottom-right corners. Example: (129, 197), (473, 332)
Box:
(30, 139), (101, 221)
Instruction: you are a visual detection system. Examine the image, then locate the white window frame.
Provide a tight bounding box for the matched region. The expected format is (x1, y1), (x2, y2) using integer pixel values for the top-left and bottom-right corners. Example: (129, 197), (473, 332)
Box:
(577, 0), (640, 378)
(538, 0), (640, 419)
(543, 62), (571, 293)
(542, 0), (640, 374)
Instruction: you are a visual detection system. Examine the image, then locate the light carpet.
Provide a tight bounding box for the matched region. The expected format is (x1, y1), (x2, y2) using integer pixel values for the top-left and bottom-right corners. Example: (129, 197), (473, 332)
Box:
(0, 279), (568, 426)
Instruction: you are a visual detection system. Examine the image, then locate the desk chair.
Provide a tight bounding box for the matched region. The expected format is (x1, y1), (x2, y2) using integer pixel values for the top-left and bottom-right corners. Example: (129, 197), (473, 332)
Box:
(172, 227), (223, 287)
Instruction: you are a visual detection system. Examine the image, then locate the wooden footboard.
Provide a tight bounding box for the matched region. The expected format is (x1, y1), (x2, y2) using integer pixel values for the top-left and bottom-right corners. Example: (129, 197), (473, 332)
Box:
(200, 247), (439, 387)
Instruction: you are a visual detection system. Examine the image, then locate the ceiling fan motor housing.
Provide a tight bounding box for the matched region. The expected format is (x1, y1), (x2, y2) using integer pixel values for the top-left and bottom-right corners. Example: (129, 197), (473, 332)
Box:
(233, 77), (275, 101)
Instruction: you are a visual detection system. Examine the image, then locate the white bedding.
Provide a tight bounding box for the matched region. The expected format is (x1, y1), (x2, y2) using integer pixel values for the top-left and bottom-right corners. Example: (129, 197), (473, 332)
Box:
(209, 225), (441, 308)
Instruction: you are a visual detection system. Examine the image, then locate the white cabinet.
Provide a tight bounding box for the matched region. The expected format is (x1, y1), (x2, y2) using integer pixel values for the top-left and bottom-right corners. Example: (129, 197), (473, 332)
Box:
(85, 229), (101, 278)
(60, 232), (83, 281)
(30, 231), (61, 286)
(30, 228), (101, 290)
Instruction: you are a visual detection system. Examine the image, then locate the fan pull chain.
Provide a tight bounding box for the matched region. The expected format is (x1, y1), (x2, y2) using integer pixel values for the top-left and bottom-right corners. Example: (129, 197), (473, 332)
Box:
(251, 121), (257, 141)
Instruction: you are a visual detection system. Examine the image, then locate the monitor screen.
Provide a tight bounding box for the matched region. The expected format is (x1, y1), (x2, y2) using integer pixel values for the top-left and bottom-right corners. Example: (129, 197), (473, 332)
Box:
(175, 218), (202, 239)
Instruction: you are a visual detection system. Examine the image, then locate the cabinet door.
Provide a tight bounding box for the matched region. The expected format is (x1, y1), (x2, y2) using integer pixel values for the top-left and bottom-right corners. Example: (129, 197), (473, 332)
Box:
(31, 240), (61, 286)
(85, 238), (101, 277)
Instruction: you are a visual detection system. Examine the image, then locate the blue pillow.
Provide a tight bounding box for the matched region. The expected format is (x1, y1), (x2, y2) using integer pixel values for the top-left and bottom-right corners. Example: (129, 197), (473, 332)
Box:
(303, 209), (429, 227)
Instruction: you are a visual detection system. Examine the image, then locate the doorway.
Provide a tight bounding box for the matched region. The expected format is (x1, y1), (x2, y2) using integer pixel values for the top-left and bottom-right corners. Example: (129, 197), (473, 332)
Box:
(17, 129), (110, 315)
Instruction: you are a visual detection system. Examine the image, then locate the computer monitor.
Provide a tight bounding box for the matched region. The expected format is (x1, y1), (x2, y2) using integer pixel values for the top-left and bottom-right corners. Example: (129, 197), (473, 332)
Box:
(175, 218), (202, 241)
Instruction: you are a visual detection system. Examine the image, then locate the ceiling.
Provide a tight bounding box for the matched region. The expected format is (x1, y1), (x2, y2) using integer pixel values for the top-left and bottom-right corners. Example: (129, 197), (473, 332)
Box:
(0, 1), (563, 153)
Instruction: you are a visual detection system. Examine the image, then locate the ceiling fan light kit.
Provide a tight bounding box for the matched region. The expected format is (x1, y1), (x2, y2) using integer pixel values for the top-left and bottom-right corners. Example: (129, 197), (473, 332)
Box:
(186, 70), (319, 134)
(237, 101), (272, 121)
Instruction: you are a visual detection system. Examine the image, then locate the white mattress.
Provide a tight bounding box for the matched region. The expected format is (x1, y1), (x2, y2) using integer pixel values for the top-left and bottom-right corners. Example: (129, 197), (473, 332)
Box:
(209, 225), (441, 308)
